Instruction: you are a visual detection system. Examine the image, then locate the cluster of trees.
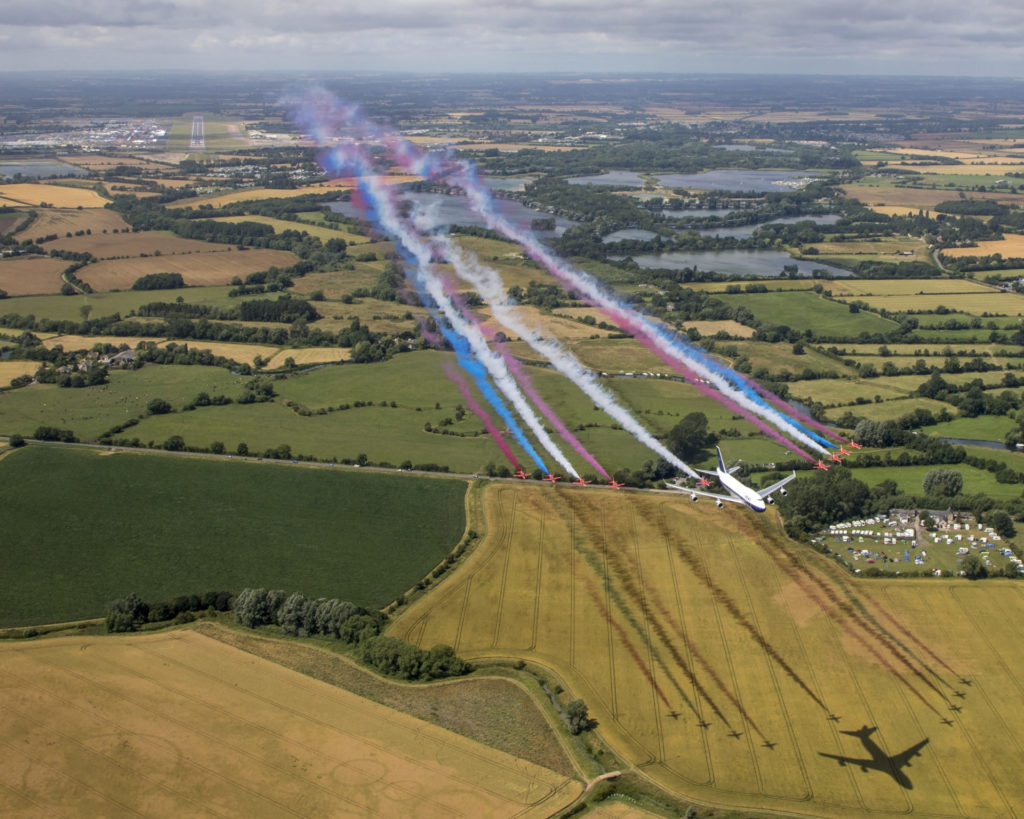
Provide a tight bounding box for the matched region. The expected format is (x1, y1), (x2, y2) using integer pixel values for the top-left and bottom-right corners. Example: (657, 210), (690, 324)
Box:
(33, 362), (108, 389)
(507, 280), (570, 310)
(32, 425), (77, 442)
(233, 588), (472, 681)
(106, 590), (233, 632)
(132, 272), (185, 291)
(0, 309), (402, 359)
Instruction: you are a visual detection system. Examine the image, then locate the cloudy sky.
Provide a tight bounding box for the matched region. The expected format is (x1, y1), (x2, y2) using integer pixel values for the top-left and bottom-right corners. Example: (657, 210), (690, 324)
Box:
(2, 0), (1023, 76)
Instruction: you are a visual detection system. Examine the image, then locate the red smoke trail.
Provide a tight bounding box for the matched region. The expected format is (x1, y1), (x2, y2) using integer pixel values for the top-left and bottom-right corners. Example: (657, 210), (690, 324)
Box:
(442, 362), (521, 471)
(607, 310), (816, 460)
(500, 350), (610, 480)
(581, 580), (677, 713)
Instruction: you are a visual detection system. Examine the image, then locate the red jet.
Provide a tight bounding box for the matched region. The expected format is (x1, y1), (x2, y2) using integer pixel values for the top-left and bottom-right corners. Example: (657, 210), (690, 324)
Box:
(514, 469), (528, 480)
(573, 477), (592, 486)
(543, 473), (561, 484)
(608, 479), (624, 489)
(814, 460), (830, 471)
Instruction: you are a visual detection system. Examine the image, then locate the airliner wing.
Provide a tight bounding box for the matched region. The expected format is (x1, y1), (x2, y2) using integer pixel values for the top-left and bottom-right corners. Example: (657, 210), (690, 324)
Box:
(818, 752), (873, 768)
(664, 483), (746, 504)
(758, 471), (797, 499)
(891, 738), (929, 769)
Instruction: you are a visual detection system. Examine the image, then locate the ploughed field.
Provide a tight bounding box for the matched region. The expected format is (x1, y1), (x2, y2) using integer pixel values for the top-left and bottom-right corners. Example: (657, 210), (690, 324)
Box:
(393, 483), (1024, 818)
(0, 630), (580, 817)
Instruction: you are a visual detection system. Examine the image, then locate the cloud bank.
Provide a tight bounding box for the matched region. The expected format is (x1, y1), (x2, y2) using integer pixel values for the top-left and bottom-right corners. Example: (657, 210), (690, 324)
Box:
(2, 0), (1023, 75)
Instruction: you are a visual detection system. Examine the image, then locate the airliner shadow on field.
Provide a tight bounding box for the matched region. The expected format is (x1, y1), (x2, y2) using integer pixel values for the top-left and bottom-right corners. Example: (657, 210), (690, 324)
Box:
(818, 726), (929, 790)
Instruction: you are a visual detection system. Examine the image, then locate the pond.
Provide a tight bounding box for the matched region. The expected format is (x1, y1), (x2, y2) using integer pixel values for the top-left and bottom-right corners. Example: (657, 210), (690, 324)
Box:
(602, 228), (659, 243)
(568, 169), (818, 193)
(654, 170), (819, 192)
(329, 191), (577, 236)
(0, 160), (89, 179)
(613, 249), (852, 277)
(483, 176), (536, 192)
(567, 170), (648, 187)
(688, 214), (842, 240)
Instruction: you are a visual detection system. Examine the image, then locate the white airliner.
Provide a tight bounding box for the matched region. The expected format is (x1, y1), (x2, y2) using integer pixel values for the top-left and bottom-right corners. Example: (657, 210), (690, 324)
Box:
(665, 446), (796, 512)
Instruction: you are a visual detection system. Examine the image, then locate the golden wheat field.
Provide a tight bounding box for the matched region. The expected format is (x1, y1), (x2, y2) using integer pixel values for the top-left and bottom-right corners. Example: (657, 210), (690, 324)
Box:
(841, 184), (1024, 211)
(12, 207), (130, 241)
(156, 340), (281, 364)
(264, 347), (350, 369)
(682, 320), (757, 338)
(941, 235), (1024, 260)
(0, 360), (40, 383)
(47, 231), (227, 259)
(43, 334), (164, 351)
(212, 215), (368, 245)
(77, 248), (297, 290)
(856, 292), (1024, 315)
(824, 279), (998, 297)
(0, 630), (581, 817)
(393, 484), (1024, 818)
(0, 183), (109, 209)
(0, 257), (69, 296)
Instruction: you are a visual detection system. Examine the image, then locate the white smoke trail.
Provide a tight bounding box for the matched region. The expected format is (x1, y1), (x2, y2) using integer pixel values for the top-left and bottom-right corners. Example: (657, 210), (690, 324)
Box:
(344, 155), (581, 479)
(427, 229), (701, 480)
(448, 172), (830, 456)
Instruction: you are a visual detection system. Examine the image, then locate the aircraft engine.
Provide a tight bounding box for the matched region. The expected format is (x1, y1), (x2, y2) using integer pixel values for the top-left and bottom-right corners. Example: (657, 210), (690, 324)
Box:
(779, 487), (788, 497)
(715, 499), (723, 508)
(767, 496), (775, 505)
(690, 493), (698, 502)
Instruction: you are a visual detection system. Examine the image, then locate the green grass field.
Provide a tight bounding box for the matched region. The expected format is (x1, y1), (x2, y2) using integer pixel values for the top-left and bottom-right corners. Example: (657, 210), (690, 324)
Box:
(0, 365), (247, 441)
(825, 396), (953, 422)
(926, 414), (1018, 441)
(0, 446), (467, 626)
(0, 285), (238, 322)
(846, 461), (1023, 501)
(715, 291), (900, 335)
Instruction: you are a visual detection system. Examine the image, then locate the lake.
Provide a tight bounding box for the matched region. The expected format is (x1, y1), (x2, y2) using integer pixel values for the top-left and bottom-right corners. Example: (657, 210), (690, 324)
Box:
(614, 249), (852, 277)
(602, 228), (659, 243)
(688, 214), (842, 240)
(0, 160), (89, 179)
(483, 176), (536, 192)
(654, 170), (819, 192)
(568, 169), (818, 193)
(329, 191), (576, 236)
(567, 170), (648, 188)
(602, 215), (841, 244)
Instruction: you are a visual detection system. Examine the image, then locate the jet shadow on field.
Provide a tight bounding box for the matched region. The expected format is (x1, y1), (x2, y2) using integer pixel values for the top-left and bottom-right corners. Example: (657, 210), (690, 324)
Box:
(818, 726), (929, 790)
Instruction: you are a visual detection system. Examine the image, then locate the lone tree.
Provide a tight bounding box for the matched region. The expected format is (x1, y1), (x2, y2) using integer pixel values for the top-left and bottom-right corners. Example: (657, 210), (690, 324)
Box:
(922, 468), (963, 497)
(961, 553), (988, 580)
(566, 699), (595, 735)
(667, 412), (717, 461)
(987, 510), (1017, 539)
